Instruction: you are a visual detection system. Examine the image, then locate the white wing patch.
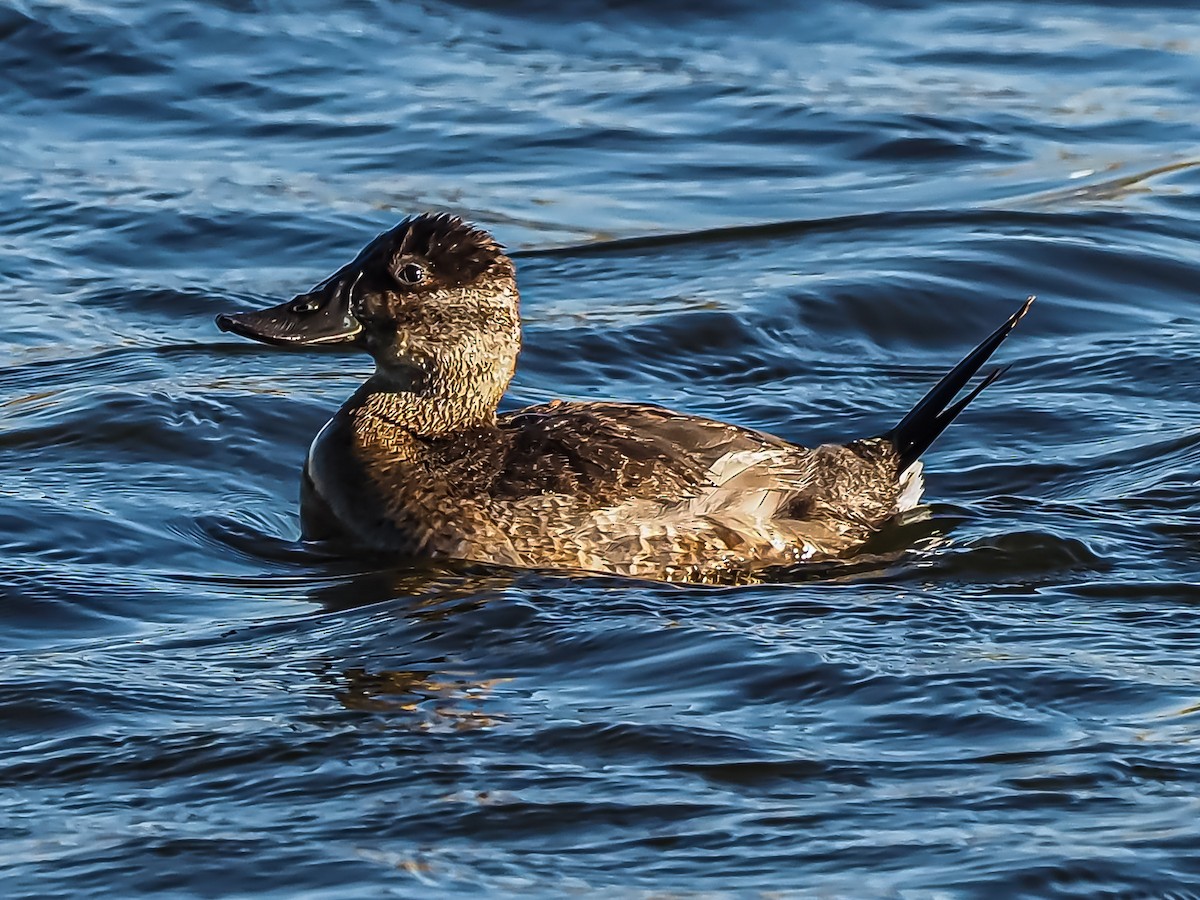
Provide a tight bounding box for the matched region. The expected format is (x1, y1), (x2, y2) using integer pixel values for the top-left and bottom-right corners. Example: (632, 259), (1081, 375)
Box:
(677, 447), (808, 547)
(895, 461), (925, 514)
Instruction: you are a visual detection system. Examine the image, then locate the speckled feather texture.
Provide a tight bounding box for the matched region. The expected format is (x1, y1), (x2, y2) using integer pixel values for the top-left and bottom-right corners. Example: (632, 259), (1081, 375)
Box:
(222, 213), (1026, 584)
(304, 396), (910, 583)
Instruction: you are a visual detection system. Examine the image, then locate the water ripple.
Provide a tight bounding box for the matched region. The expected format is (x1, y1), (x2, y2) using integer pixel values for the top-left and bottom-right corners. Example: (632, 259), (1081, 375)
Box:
(5, 0), (1200, 895)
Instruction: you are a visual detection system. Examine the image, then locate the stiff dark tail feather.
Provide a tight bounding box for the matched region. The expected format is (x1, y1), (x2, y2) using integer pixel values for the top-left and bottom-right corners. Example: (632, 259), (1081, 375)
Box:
(885, 296), (1034, 470)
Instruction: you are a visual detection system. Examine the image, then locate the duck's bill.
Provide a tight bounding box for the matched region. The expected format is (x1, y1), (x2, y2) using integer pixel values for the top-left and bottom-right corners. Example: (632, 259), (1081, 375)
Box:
(215, 295), (362, 348)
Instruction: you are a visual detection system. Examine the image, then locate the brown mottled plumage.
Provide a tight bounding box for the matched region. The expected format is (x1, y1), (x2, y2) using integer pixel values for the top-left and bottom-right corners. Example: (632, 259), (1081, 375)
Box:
(217, 214), (1032, 583)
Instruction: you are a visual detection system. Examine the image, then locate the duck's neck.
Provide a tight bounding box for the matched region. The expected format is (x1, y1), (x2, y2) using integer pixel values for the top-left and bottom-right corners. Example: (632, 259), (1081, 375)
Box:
(344, 372), (500, 446)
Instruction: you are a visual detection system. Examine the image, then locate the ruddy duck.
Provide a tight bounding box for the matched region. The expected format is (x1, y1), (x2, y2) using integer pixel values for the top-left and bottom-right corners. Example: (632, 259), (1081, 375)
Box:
(217, 213), (1032, 583)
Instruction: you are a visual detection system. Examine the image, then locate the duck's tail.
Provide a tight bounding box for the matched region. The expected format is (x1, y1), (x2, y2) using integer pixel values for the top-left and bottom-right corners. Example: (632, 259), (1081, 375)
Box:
(884, 296), (1034, 471)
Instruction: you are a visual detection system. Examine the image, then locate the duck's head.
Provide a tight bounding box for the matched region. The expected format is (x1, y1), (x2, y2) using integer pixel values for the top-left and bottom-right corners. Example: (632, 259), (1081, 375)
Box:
(217, 213), (520, 423)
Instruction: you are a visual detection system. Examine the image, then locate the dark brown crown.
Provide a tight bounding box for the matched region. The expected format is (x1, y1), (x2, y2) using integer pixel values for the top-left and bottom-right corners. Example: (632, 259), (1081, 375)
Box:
(383, 213), (509, 286)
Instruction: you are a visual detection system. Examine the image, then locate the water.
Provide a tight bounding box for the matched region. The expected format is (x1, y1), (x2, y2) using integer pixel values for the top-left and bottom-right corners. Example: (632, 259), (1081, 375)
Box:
(4, 0), (1200, 895)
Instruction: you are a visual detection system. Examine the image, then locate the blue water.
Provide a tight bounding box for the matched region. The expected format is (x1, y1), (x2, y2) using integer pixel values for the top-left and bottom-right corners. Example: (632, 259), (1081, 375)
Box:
(5, 1), (1200, 895)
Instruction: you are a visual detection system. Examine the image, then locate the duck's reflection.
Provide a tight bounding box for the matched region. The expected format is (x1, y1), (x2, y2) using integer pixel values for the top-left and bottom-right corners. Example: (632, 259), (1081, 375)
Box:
(332, 666), (509, 730)
(285, 510), (956, 730)
(302, 558), (524, 613)
(299, 560), (530, 730)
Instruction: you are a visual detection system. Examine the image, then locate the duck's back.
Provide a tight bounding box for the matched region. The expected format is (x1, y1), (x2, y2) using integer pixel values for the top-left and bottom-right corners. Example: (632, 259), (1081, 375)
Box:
(304, 400), (908, 581)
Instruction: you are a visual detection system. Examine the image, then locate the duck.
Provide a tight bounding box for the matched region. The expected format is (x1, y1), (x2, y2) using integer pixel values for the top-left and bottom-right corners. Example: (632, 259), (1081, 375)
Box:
(216, 213), (1032, 583)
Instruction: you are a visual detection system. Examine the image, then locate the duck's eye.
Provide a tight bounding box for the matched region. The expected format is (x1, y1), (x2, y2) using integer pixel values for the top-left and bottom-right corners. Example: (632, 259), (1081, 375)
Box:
(396, 263), (426, 285)
(290, 297), (320, 313)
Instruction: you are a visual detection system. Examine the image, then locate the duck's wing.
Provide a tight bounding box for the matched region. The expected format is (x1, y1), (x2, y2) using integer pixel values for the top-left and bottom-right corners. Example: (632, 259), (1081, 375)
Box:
(411, 401), (900, 576)
(484, 402), (901, 574)
(489, 401), (802, 505)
